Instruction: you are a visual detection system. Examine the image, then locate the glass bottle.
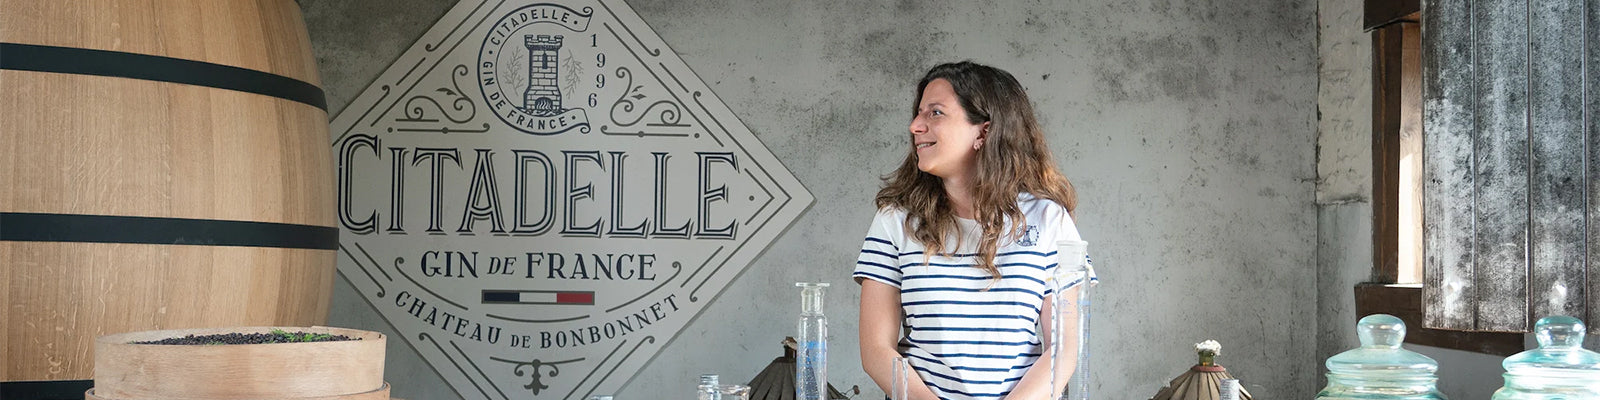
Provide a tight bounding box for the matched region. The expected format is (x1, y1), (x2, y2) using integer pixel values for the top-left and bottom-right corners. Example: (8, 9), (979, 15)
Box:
(698, 374), (720, 400)
(1219, 379), (1240, 400)
(1491, 315), (1600, 399)
(1071, 245), (1091, 400)
(1053, 240), (1091, 400)
(890, 356), (910, 400)
(718, 384), (752, 400)
(795, 282), (830, 400)
(1315, 314), (1446, 400)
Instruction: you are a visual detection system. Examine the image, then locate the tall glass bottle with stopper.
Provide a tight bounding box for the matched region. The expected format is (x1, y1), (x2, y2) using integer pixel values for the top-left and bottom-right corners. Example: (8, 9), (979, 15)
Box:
(795, 282), (830, 400)
(1052, 240), (1091, 400)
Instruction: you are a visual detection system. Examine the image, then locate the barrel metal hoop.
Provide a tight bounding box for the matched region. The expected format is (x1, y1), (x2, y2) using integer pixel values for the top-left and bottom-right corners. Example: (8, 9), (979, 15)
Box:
(0, 42), (328, 111)
(0, 379), (93, 400)
(1, 212), (339, 250)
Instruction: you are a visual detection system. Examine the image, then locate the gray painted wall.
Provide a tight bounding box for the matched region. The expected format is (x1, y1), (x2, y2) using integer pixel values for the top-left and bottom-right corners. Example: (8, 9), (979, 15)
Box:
(1312, 1), (1370, 390)
(303, 0), (1319, 398)
(1315, 0), (1371, 205)
(1312, 0), (1372, 383)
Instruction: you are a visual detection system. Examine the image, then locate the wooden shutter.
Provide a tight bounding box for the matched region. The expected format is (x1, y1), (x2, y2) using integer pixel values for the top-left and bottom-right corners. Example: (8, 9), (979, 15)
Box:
(1422, 0), (1594, 333)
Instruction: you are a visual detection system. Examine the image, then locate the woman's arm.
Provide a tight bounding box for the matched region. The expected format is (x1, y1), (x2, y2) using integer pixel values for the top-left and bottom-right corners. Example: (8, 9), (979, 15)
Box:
(1004, 287), (1081, 400)
(860, 279), (941, 400)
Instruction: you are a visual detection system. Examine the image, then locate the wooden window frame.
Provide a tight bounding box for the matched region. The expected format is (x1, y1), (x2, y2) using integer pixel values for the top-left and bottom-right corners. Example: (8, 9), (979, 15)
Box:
(1358, 0), (1522, 357)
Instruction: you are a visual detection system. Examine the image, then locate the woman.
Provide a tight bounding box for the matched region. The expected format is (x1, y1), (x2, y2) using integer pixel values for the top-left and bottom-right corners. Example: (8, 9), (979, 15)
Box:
(854, 61), (1091, 400)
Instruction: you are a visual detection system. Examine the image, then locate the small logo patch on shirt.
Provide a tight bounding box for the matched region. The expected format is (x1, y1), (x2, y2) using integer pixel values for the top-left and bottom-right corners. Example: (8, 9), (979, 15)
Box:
(1018, 225), (1039, 247)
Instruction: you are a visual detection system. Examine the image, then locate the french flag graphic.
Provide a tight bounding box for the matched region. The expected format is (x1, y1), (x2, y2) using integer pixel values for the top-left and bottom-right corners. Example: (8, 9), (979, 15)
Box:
(481, 290), (595, 305)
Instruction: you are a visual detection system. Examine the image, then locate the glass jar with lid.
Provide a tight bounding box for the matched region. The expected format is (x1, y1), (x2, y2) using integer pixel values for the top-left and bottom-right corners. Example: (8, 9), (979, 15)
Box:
(1491, 316), (1600, 399)
(1315, 314), (1446, 400)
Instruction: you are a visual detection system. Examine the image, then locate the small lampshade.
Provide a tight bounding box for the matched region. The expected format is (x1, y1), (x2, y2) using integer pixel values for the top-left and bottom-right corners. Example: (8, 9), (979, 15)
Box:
(1149, 364), (1254, 400)
(1151, 342), (1253, 400)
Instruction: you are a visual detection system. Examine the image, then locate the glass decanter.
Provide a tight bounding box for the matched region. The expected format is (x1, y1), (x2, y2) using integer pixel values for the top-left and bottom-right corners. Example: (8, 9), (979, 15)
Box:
(1315, 314), (1446, 400)
(1491, 316), (1600, 399)
(1052, 239), (1091, 400)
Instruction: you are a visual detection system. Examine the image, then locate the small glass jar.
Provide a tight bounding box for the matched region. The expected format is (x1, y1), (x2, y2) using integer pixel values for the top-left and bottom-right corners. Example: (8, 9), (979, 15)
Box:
(1315, 314), (1446, 400)
(698, 374), (720, 400)
(1491, 316), (1600, 399)
(718, 384), (752, 400)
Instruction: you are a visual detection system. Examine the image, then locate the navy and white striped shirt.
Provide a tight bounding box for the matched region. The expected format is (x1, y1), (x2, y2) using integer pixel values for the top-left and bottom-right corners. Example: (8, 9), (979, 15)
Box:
(853, 194), (1094, 399)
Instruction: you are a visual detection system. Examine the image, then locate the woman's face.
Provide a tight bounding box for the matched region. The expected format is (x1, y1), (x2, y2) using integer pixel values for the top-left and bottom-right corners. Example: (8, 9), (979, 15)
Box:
(910, 79), (987, 180)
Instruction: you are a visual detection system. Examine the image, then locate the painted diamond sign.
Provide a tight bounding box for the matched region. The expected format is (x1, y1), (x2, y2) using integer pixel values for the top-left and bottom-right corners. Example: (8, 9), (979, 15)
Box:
(329, 1), (812, 399)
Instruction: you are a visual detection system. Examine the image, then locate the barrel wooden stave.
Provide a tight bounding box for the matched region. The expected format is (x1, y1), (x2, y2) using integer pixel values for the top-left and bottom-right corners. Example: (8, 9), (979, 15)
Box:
(0, 71), (332, 225)
(0, 0), (322, 85)
(4, 242), (335, 381)
(1, 0), (333, 384)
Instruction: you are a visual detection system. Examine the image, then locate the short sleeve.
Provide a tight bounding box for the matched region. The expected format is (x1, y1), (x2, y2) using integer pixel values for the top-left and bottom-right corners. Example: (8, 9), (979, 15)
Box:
(853, 208), (903, 288)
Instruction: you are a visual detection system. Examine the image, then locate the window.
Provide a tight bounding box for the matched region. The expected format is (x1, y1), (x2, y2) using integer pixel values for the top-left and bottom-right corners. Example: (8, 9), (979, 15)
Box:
(1356, 0), (1522, 356)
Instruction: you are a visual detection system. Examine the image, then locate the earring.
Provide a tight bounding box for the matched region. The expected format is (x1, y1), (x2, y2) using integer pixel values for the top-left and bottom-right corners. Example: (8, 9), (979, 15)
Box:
(973, 140), (983, 150)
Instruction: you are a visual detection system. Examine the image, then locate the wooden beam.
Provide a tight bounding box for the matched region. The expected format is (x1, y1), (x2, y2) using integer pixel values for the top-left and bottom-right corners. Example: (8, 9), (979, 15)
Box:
(1399, 22), (1423, 284)
(1365, 0), (1422, 31)
(1373, 23), (1405, 285)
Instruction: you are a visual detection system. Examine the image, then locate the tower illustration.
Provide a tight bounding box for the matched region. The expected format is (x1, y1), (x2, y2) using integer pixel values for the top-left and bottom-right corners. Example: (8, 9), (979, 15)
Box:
(523, 34), (563, 115)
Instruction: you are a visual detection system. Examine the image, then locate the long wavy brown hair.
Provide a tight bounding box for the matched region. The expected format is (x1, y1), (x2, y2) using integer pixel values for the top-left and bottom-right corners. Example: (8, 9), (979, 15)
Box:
(875, 61), (1077, 281)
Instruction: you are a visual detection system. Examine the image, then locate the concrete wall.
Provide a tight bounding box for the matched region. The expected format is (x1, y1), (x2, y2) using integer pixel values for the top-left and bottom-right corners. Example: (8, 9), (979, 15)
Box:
(302, 0), (1320, 398)
(1312, 0), (1373, 387)
(1312, 2), (1373, 391)
(1314, 0), (1371, 206)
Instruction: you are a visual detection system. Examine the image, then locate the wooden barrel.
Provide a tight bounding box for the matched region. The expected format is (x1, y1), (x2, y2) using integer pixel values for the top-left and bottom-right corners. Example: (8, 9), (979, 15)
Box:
(89, 327), (386, 400)
(0, 0), (335, 395)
